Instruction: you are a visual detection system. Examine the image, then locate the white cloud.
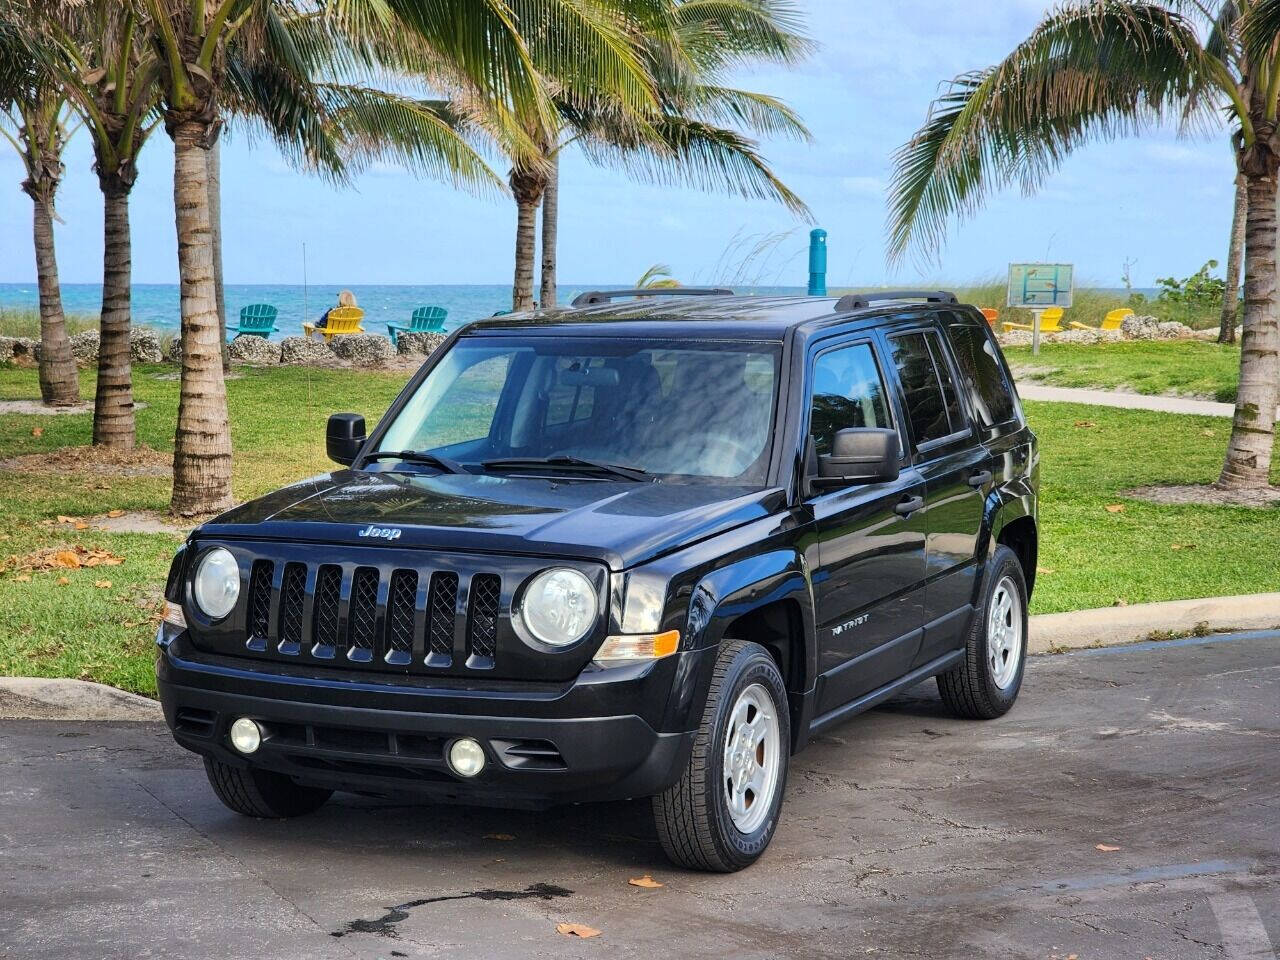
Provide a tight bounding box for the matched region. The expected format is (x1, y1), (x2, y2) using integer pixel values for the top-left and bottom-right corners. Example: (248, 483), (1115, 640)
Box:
(841, 175), (885, 197)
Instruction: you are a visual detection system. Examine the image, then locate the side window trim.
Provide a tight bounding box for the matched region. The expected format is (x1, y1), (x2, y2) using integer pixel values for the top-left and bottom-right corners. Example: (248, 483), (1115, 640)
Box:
(803, 335), (905, 463)
(884, 325), (972, 459)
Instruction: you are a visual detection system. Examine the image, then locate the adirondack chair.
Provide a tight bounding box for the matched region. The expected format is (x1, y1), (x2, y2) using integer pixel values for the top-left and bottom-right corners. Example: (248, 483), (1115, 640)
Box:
(303, 306), (365, 342)
(1003, 306), (1065, 333)
(386, 305), (447, 346)
(228, 303), (278, 339)
(1067, 307), (1133, 332)
(980, 308), (999, 326)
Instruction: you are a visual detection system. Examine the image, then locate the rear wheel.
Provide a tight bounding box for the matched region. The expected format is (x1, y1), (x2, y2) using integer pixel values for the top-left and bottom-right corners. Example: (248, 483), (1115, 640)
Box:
(937, 544), (1028, 719)
(203, 757), (332, 818)
(653, 640), (790, 872)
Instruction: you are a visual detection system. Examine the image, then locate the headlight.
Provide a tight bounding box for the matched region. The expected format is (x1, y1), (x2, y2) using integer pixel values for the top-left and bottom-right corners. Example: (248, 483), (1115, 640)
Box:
(519, 567), (598, 647)
(193, 547), (240, 619)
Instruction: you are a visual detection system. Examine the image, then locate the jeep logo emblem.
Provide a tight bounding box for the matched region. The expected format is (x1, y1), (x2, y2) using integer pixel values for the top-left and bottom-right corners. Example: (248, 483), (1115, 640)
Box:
(357, 525), (402, 541)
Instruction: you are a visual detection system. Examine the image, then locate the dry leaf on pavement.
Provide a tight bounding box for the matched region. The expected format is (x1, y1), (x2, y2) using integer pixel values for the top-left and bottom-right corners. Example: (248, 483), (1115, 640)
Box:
(628, 876), (663, 888)
(1095, 844), (1121, 852)
(106, 509), (125, 518)
(484, 833), (515, 841)
(556, 923), (601, 939)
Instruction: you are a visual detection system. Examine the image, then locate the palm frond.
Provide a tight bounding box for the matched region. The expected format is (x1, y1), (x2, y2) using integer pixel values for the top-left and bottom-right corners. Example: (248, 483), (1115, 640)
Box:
(583, 114), (811, 217)
(887, 1), (1222, 266)
(674, 0), (813, 70)
(679, 84), (810, 139)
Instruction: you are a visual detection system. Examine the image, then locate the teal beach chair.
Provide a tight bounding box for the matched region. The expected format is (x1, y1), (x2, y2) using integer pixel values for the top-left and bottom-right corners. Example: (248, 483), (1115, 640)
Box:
(228, 303), (279, 339)
(387, 306), (447, 345)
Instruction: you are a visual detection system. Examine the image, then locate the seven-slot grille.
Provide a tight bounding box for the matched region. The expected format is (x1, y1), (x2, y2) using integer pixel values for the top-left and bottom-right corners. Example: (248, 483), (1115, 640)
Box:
(241, 560), (504, 671)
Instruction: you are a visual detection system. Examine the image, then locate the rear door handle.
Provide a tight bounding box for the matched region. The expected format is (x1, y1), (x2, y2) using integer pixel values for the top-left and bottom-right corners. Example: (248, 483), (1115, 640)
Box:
(968, 470), (993, 488)
(894, 495), (924, 517)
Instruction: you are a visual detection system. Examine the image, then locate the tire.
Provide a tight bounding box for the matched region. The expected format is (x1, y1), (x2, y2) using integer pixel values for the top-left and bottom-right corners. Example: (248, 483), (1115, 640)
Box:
(937, 543), (1028, 719)
(203, 757), (332, 819)
(653, 639), (790, 872)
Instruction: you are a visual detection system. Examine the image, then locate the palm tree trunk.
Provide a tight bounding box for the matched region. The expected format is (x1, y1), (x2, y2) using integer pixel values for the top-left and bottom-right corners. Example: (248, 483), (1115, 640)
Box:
(511, 165), (546, 311)
(207, 135), (230, 372)
(513, 194), (539, 311)
(1219, 172), (1247, 345)
(30, 195), (79, 406)
(539, 150), (559, 309)
(170, 121), (233, 516)
(92, 180), (136, 449)
(1218, 172), (1280, 489)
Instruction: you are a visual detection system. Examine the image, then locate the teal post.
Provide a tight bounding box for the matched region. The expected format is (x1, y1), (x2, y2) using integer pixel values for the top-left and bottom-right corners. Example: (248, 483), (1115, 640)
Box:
(807, 228), (828, 296)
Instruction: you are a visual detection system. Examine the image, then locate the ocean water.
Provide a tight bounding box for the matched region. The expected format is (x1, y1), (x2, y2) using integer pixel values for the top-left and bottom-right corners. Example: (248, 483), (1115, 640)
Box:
(0, 282), (807, 339)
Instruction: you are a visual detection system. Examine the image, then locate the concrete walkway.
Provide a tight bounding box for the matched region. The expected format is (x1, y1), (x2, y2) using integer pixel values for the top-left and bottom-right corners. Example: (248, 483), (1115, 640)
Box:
(1017, 383), (1257, 417)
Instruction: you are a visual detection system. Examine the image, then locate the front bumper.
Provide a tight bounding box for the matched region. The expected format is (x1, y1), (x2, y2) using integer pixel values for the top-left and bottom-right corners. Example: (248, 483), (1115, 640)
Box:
(156, 632), (704, 806)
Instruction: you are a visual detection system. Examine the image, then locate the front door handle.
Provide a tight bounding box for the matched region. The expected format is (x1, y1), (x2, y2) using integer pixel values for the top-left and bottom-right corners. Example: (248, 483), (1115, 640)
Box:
(968, 470), (993, 488)
(894, 495), (924, 517)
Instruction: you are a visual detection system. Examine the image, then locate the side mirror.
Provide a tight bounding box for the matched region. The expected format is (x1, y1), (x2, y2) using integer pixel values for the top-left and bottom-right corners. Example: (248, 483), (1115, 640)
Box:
(327, 413), (366, 466)
(814, 428), (900, 488)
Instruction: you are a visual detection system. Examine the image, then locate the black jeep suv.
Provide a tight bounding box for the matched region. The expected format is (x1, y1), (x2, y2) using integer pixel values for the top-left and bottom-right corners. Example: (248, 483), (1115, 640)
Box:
(157, 289), (1038, 872)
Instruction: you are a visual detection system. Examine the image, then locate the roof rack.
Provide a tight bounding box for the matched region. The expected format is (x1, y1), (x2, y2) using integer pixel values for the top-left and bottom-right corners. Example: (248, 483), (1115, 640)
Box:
(570, 287), (734, 307)
(834, 290), (958, 312)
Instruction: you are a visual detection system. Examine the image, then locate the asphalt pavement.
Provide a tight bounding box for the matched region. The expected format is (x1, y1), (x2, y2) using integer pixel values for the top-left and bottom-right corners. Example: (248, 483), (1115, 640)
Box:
(1, 632), (1276, 959)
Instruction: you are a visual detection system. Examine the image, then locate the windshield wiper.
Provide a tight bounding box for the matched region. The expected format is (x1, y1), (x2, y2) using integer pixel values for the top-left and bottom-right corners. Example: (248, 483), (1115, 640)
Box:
(362, 450), (465, 474)
(481, 455), (648, 482)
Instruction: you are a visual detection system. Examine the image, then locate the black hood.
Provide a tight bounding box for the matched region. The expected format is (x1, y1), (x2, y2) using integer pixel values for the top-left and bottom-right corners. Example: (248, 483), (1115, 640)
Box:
(201, 469), (786, 570)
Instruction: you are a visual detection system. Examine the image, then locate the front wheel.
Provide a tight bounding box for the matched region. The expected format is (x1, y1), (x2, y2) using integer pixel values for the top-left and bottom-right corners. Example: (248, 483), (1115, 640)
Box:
(937, 543), (1028, 719)
(204, 757), (332, 819)
(653, 640), (790, 872)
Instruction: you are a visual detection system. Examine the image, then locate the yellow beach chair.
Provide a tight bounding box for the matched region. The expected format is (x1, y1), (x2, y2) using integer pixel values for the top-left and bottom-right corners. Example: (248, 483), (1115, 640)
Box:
(1098, 307), (1134, 331)
(1003, 306), (1064, 333)
(303, 306), (365, 343)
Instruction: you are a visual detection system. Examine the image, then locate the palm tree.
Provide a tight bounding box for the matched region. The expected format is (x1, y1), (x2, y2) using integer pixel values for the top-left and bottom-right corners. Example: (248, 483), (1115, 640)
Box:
(34, 1), (161, 448)
(1219, 170), (1245, 343)
(637, 263), (681, 287)
(888, 1), (1278, 491)
(514, 0), (815, 311)
(0, 16), (80, 407)
(140, 0), (663, 515)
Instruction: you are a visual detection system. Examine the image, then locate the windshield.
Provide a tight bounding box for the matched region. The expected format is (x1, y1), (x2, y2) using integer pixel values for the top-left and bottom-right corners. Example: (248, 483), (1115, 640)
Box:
(373, 336), (781, 483)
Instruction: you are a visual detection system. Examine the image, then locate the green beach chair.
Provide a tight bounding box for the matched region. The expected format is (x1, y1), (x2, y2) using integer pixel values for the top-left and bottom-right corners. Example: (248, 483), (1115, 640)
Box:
(228, 303), (278, 339)
(387, 305), (447, 345)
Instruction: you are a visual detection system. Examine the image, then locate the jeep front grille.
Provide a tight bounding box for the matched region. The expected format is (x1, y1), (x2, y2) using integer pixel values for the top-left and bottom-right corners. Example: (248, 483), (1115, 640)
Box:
(240, 558), (506, 672)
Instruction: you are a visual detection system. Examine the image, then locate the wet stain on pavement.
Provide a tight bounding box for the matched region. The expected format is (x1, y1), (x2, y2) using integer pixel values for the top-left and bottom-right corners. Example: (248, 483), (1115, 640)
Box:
(331, 882), (573, 939)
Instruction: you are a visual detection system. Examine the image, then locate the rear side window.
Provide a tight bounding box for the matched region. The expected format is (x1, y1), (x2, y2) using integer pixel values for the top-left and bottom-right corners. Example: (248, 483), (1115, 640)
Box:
(888, 331), (967, 446)
(945, 320), (1017, 427)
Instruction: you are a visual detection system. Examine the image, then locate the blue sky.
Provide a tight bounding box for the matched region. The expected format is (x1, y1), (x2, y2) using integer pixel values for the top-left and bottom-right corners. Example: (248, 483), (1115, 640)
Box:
(0, 0), (1237, 289)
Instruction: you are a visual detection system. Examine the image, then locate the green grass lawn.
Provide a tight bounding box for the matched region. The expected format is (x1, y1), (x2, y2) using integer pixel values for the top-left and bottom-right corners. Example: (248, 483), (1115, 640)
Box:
(1, 362), (1277, 695)
(1005, 340), (1242, 403)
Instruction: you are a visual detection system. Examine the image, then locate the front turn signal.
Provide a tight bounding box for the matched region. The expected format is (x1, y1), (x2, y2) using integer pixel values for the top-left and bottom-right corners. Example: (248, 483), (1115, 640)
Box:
(162, 600), (187, 630)
(593, 630), (680, 666)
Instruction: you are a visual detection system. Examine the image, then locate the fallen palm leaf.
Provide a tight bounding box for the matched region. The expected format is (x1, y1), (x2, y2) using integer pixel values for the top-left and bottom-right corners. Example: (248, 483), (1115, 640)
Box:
(556, 923), (601, 939)
(1095, 843), (1120, 852)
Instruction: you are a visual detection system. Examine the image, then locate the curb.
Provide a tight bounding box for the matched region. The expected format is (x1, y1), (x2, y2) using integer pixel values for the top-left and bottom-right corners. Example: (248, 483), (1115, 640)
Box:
(2, 594), (1277, 721)
(1029, 592), (1280, 654)
(0, 677), (161, 721)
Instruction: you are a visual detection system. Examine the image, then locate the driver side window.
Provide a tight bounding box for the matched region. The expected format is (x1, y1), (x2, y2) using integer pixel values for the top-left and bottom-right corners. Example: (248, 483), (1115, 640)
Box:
(809, 343), (892, 457)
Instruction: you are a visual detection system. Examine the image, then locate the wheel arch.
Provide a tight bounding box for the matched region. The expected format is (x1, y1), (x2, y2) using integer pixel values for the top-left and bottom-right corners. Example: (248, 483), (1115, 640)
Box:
(666, 550), (816, 751)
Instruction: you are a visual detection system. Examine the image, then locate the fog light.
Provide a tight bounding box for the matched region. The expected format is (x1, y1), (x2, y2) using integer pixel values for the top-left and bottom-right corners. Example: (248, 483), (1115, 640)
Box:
(448, 737), (486, 778)
(229, 717), (262, 755)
